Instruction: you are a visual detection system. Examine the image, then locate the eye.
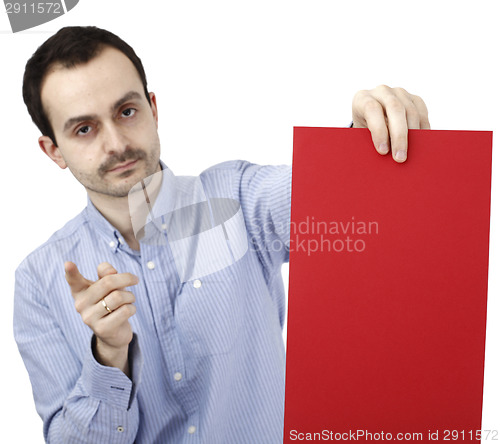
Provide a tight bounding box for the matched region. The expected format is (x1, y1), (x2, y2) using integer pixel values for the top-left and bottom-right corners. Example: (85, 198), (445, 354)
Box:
(121, 108), (137, 118)
(76, 125), (92, 136)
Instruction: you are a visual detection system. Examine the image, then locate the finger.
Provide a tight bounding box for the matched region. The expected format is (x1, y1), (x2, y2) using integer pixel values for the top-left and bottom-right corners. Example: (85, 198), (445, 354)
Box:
(94, 304), (137, 335)
(411, 94), (431, 129)
(371, 88), (409, 162)
(352, 90), (391, 154)
(102, 290), (136, 313)
(361, 98), (391, 155)
(393, 88), (421, 130)
(97, 262), (118, 280)
(386, 106), (408, 163)
(89, 273), (139, 305)
(80, 290), (136, 326)
(65, 261), (93, 294)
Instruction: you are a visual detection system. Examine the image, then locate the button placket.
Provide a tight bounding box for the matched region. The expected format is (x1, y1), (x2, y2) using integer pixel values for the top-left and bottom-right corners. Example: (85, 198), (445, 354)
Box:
(141, 245), (199, 421)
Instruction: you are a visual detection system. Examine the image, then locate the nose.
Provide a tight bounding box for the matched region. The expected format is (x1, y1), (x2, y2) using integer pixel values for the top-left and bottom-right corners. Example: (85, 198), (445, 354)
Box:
(101, 123), (129, 155)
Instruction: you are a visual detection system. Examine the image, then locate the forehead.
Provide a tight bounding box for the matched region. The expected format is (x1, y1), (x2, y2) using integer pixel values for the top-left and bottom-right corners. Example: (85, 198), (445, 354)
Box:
(41, 46), (145, 129)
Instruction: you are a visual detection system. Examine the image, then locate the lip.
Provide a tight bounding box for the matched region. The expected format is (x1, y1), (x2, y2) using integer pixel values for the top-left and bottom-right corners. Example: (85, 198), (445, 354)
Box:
(108, 159), (139, 173)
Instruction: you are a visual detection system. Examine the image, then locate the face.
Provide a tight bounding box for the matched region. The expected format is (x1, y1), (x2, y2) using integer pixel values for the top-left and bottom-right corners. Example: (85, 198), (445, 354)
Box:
(39, 46), (161, 199)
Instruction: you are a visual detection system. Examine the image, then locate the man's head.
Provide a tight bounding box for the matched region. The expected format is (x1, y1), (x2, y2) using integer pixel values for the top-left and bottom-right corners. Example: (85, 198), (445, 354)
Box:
(23, 26), (151, 146)
(23, 26), (161, 199)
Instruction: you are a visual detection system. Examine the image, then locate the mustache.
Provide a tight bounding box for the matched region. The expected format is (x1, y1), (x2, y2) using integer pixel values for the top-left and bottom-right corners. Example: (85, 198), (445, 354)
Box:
(98, 149), (147, 175)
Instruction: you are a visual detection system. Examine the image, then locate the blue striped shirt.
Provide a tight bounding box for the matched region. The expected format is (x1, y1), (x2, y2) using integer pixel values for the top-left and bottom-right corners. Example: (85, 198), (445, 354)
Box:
(14, 160), (291, 444)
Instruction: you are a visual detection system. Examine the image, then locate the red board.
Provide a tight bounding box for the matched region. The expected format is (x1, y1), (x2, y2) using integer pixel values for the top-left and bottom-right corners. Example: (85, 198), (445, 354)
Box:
(284, 128), (492, 443)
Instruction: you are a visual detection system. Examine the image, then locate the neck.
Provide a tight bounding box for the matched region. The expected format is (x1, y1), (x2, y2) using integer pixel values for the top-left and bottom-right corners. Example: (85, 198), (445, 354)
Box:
(87, 165), (164, 251)
(89, 191), (141, 250)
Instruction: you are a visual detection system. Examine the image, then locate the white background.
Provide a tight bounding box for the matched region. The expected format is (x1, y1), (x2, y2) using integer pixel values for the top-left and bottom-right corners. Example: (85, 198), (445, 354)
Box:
(1, 0), (498, 442)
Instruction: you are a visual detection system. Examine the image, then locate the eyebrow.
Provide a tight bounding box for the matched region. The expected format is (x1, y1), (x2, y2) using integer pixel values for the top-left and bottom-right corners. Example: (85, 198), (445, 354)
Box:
(62, 90), (144, 132)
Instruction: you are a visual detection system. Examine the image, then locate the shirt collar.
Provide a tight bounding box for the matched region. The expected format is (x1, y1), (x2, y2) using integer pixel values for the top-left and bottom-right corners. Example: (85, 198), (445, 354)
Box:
(144, 161), (178, 222)
(84, 199), (122, 253)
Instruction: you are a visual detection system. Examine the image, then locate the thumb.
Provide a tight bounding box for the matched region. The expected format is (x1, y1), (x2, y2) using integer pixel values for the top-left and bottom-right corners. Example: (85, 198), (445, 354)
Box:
(97, 262), (118, 280)
(64, 261), (93, 294)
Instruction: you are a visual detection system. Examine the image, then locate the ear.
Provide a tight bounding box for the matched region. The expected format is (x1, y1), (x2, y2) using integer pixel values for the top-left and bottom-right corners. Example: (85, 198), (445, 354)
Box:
(38, 136), (67, 169)
(149, 92), (158, 128)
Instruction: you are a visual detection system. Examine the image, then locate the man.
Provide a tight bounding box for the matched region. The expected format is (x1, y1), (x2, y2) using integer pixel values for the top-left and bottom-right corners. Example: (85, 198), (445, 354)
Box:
(14, 26), (430, 443)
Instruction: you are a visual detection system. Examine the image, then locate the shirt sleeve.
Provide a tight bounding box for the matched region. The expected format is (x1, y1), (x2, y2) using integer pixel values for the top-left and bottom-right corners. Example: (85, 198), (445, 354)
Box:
(234, 162), (292, 273)
(13, 263), (142, 444)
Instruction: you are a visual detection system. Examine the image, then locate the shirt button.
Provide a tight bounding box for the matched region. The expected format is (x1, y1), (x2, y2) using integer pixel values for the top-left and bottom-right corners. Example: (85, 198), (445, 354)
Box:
(174, 372), (183, 381)
(193, 279), (202, 289)
(187, 425), (196, 434)
(109, 241), (116, 248)
(117, 426), (124, 432)
(147, 261), (155, 270)
(161, 223), (168, 230)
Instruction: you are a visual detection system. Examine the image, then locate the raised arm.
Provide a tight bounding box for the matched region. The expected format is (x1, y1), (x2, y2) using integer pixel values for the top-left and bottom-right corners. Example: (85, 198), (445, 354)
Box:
(14, 261), (142, 443)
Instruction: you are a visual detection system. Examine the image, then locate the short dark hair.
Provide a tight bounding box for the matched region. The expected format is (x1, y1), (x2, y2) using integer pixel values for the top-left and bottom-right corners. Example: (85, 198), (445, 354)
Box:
(22, 26), (151, 145)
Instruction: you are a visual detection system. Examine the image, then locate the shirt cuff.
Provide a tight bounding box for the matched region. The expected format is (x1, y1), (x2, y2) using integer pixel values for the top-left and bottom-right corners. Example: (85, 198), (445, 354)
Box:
(81, 333), (143, 410)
